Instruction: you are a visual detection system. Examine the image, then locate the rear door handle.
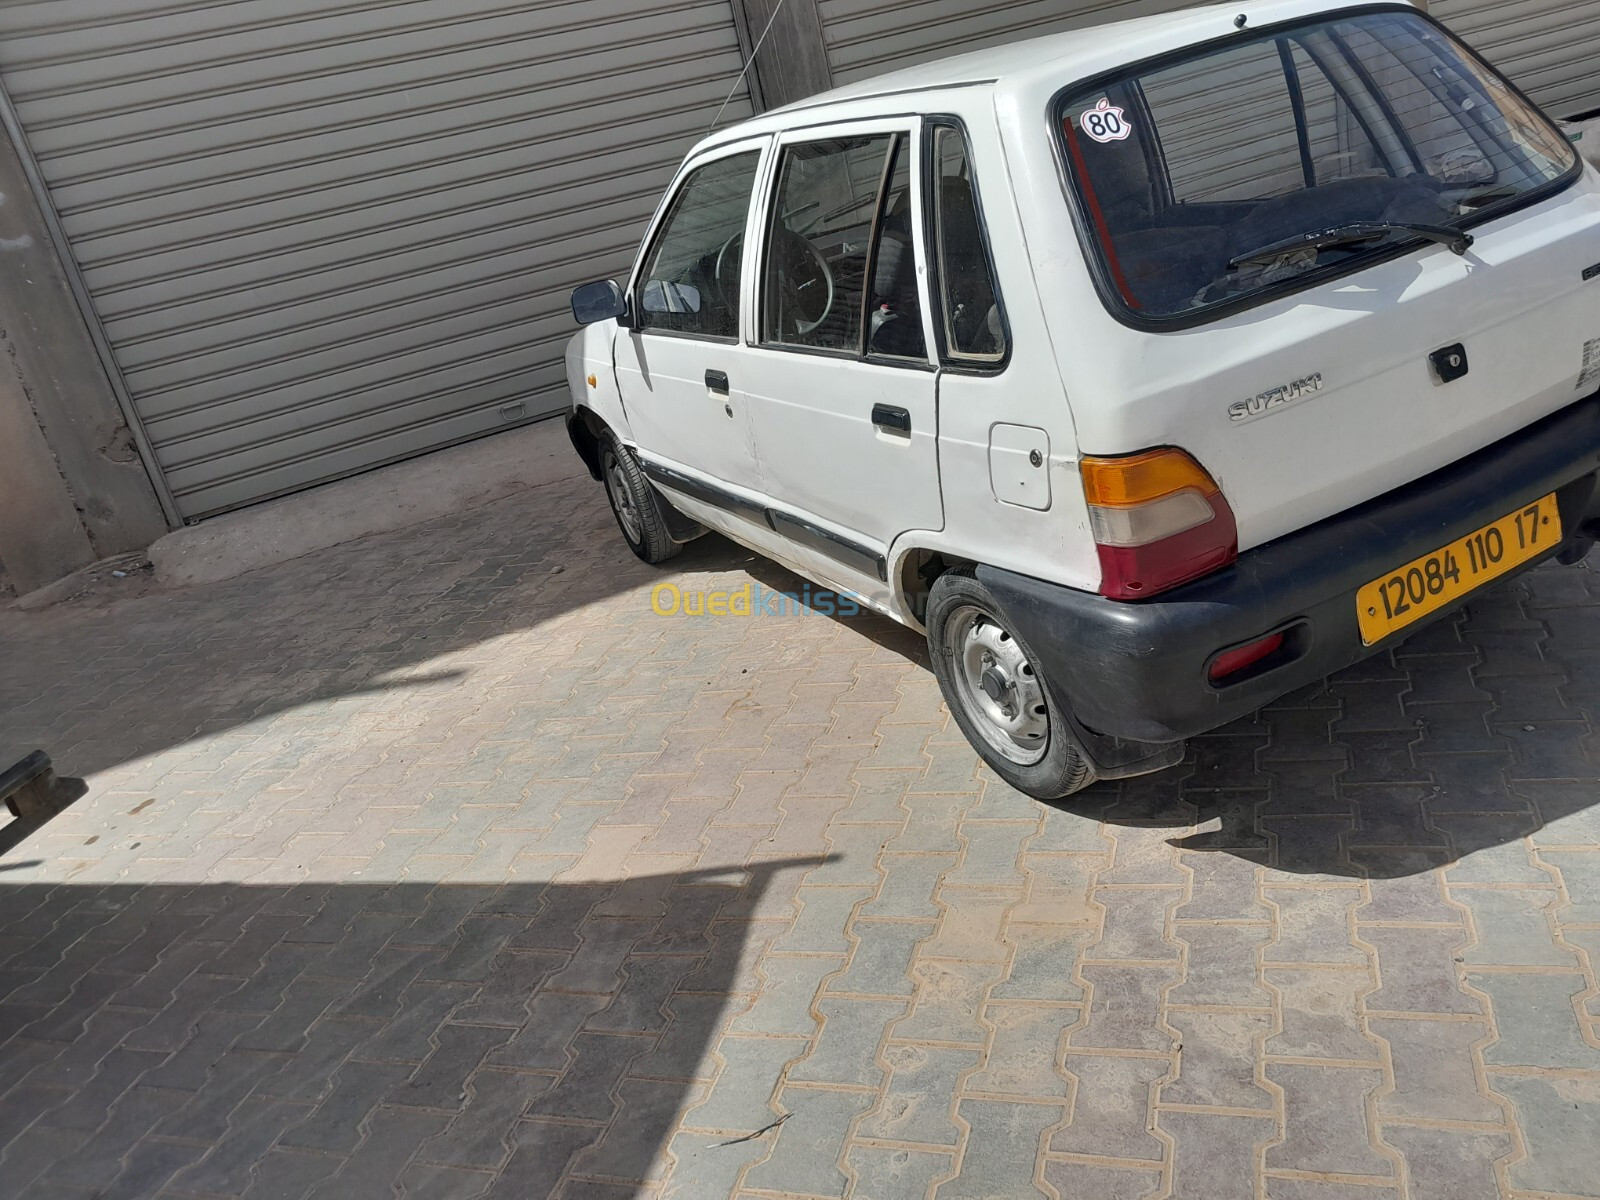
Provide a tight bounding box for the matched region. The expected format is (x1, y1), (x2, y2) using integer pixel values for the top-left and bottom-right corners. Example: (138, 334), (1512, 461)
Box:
(872, 404), (911, 433)
(705, 370), (729, 395)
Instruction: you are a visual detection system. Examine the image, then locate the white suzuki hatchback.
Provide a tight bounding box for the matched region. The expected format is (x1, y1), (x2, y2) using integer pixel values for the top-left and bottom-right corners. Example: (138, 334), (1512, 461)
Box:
(565, 0), (1600, 799)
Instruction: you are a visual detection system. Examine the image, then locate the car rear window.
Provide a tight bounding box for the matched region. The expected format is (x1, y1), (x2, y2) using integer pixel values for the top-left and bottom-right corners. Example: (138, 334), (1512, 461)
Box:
(1056, 9), (1578, 322)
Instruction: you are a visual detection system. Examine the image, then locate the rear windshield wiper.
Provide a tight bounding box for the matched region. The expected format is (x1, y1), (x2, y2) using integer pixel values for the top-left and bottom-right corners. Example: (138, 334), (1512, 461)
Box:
(1229, 221), (1473, 270)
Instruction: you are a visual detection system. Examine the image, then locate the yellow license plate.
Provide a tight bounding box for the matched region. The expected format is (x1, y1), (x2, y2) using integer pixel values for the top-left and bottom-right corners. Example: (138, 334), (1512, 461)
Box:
(1357, 493), (1560, 645)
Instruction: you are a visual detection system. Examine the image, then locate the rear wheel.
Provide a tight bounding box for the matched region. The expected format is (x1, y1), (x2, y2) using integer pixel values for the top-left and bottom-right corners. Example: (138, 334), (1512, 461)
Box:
(600, 431), (680, 565)
(927, 568), (1094, 800)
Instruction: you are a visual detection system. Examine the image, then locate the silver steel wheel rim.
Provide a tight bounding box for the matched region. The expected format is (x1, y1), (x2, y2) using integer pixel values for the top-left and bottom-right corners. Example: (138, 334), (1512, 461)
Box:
(948, 604), (1050, 766)
(603, 452), (643, 544)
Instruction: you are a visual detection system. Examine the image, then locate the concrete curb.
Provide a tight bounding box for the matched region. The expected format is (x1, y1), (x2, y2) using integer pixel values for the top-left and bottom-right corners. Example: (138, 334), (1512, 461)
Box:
(11, 551), (149, 611)
(148, 417), (588, 590)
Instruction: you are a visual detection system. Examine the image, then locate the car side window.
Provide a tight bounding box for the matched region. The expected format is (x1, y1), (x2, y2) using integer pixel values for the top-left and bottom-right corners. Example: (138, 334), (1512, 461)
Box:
(635, 151), (761, 340)
(929, 125), (1007, 364)
(761, 134), (926, 360)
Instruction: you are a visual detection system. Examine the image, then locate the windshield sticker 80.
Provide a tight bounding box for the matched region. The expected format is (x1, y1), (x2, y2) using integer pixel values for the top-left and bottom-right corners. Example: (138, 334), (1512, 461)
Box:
(1228, 373), (1324, 424)
(1080, 99), (1132, 143)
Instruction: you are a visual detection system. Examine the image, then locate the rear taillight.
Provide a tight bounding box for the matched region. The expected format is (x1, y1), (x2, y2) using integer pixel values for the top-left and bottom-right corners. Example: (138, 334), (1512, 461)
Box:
(1081, 448), (1238, 599)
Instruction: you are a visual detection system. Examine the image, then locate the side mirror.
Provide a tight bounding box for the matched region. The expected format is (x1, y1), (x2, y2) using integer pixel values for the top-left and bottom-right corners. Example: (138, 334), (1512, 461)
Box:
(571, 279), (628, 326)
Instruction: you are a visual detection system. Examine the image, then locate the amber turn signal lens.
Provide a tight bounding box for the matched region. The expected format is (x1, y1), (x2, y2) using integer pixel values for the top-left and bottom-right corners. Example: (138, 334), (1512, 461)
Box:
(1081, 448), (1222, 508)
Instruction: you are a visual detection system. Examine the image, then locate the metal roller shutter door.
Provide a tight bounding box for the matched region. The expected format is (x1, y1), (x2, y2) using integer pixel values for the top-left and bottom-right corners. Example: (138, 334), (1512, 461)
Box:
(1433, 0), (1600, 118)
(0, 0), (753, 520)
(820, 0), (1202, 87)
(820, 0), (1596, 117)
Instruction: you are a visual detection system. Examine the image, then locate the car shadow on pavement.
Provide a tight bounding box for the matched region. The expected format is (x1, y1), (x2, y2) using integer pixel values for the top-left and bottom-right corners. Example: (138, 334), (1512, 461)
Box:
(1071, 586), (1600, 879)
(0, 858), (821, 1198)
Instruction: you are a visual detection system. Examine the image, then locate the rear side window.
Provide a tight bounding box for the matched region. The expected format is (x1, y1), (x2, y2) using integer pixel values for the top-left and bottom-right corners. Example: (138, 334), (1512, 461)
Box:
(929, 124), (1007, 364)
(1057, 9), (1578, 322)
(762, 134), (927, 360)
(635, 151), (761, 339)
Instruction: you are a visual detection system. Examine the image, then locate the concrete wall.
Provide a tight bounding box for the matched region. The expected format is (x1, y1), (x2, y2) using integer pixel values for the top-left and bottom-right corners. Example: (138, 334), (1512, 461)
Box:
(0, 113), (168, 596)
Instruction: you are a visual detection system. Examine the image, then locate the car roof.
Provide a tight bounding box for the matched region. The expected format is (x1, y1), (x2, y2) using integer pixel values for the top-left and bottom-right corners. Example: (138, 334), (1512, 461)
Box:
(695, 0), (1416, 151)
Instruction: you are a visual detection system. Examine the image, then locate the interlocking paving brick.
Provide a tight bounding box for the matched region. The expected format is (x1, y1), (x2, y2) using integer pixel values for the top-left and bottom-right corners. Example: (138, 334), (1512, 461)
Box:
(1052, 1052), (1168, 1161)
(1163, 1009), (1275, 1110)
(1473, 971), (1600, 1069)
(9, 479), (1600, 1197)
(828, 919), (934, 998)
(938, 1099), (1060, 1199)
(847, 1144), (954, 1200)
(1370, 1016), (1502, 1124)
(569, 1076), (709, 1184)
(788, 997), (905, 1090)
(660, 1130), (768, 1200)
(525, 1030), (647, 1124)
(1363, 927), (1481, 1014)
(771, 885), (874, 956)
(1495, 1072), (1600, 1196)
(891, 959), (1000, 1046)
(740, 1084), (874, 1196)
(1162, 1109), (1275, 1200)
(1266, 967), (1383, 1062)
(1043, 1161), (1163, 1198)
(1068, 964), (1180, 1052)
(724, 955), (842, 1038)
(1168, 922), (1274, 1008)
(1266, 1063), (1393, 1179)
(1455, 888), (1577, 966)
(964, 1003), (1072, 1100)
(1383, 1125), (1514, 1200)
(857, 1043), (980, 1147)
(282, 1058), (415, 1151)
(858, 854), (958, 921)
(1264, 886), (1368, 964)
(681, 1034), (806, 1133)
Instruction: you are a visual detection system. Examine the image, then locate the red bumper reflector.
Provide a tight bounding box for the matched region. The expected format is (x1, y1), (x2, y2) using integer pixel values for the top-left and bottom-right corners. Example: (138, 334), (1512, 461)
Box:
(1209, 632), (1285, 682)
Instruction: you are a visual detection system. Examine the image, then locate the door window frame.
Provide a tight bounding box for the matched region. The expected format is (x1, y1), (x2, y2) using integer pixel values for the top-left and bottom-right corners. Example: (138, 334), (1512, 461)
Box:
(750, 117), (938, 370)
(922, 116), (1013, 374)
(626, 135), (773, 346)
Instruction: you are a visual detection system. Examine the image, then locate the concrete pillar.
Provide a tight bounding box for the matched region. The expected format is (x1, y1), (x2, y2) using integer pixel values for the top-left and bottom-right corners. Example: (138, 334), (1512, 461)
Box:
(0, 104), (169, 595)
(732, 0), (833, 111)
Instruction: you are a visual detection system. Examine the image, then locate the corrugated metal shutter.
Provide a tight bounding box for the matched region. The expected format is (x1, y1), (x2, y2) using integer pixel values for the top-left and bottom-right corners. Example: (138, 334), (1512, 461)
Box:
(1434, 0), (1600, 119)
(0, 0), (753, 519)
(820, 0), (1596, 118)
(820, 0), (1196, 86)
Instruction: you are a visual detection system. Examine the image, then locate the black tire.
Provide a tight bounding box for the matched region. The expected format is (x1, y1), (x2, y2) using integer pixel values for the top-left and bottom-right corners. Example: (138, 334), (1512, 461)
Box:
(600, 431), (681, 565)
(926, 567), (1095, 800)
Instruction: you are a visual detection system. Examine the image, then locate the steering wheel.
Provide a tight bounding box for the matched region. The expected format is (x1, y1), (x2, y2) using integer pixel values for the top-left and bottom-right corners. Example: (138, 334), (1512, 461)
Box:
(713, 228), (835, 338)
(713, 232), (744, 312)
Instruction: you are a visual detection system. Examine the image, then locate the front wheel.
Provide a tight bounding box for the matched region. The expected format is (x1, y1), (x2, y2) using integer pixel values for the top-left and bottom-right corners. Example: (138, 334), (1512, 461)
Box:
(927, 568), (1095, 800)
(600, 431), (680, 565)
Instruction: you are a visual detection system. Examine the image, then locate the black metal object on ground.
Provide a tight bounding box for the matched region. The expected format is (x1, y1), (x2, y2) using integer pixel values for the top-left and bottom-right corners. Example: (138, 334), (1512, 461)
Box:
(1, 750), (66, 818)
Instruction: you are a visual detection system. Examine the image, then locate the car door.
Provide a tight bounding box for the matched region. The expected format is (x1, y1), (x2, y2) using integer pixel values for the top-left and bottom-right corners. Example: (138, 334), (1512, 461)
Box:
(737, 121), (943, 583)
(615, 138), (769, 503)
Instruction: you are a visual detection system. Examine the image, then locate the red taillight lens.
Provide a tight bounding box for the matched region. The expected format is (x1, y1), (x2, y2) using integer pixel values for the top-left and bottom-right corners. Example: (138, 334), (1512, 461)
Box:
(1209, 631), (1285, 682)
(1081, 448), (1238, 599)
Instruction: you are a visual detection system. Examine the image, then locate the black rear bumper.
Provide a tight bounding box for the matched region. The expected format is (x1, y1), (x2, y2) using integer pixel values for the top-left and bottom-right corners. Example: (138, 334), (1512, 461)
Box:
(979, 394), (1600, 744)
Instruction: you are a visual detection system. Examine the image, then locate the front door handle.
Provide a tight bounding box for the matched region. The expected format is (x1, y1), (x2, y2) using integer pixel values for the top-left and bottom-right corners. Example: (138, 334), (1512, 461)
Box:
(872, 404), (911, 433)
(705, 370), (730, 395)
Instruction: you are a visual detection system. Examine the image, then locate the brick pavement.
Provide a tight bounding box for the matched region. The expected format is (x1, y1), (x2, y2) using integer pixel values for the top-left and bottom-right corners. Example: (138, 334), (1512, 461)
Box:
(1, 473), (1599, 1198)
